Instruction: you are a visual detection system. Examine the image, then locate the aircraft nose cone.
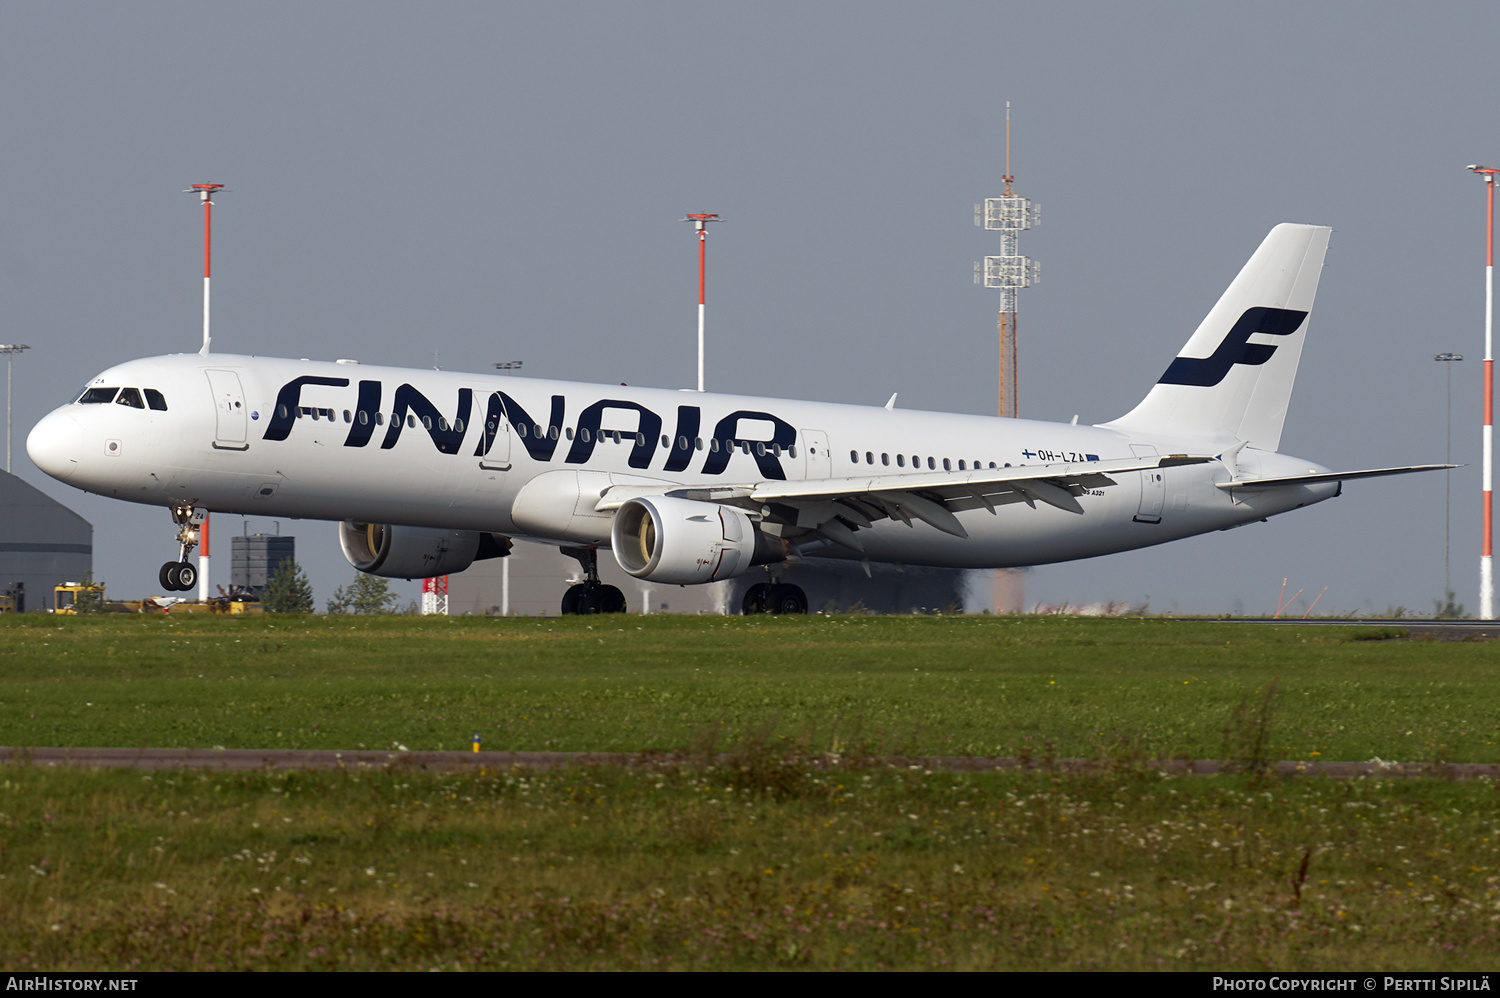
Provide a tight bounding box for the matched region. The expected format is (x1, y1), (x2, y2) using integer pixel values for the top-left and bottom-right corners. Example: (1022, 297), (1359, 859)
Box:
(27, 410), (84, 482)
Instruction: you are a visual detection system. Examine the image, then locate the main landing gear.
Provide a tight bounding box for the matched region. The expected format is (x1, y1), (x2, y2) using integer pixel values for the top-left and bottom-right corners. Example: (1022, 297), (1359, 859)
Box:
(158, 505), (204, 593)
(559, 546), (627, 615)
(742, 578), (808, 615)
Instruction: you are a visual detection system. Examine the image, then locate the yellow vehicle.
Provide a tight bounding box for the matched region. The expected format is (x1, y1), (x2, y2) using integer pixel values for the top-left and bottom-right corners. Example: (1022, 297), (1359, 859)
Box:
(53, 582), (149, 614)
(54, 581), (106, 614)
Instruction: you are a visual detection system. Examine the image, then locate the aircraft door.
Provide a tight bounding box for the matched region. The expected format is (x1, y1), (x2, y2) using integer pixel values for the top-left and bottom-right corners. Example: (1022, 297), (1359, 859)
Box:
(206, 369), (248, 451)
(1130, 444), (1164, 523)
(475, 391), (512, 472)
(800, 429), (831, 480)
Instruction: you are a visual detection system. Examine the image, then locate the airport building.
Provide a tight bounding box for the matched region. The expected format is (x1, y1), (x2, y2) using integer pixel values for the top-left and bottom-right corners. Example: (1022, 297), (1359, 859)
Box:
(0, 470), (92, 612)
(230, 533), (296, 595)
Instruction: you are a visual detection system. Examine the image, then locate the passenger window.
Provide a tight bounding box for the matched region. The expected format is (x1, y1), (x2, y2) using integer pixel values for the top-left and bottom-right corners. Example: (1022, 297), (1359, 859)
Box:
(144, 389), (168, 411)
(866, 451), (874, 464)
(928, 457), (936, 470)
(115, 388), (145, 408)
(79, 387), (119, 404)
(897, 455), (905, 467)
(958, 460), (966, 470)
(881, 453), (889, 466)
(943, 458), (951, 471)
(788, 445), (797, 458)
(850, 450), (858, 463)
(343, 410), (352, 423)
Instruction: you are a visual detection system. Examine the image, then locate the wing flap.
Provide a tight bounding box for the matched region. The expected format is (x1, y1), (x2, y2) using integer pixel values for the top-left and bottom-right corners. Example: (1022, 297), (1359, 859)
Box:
(748, 456), (1208, 503)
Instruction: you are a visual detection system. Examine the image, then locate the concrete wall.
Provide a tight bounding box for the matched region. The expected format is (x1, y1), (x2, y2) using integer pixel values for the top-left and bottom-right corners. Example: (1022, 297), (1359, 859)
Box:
(444, 537), (965, 616)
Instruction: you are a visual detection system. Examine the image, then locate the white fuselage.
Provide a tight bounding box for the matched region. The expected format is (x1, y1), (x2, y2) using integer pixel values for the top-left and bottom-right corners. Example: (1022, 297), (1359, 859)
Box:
(26, 353), (1338, 571)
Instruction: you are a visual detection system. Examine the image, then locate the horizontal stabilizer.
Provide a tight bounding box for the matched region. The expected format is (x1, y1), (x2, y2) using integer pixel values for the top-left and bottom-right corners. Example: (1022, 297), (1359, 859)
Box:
(1216, 465), (1456, 490)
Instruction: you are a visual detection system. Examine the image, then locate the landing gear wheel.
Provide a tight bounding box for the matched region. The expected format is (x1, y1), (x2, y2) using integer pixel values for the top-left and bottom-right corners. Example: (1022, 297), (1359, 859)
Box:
(742, 582), (772, 615)
(561, 584), (585, 615)
(174, 561), (197, 592)
(160, 562), (181, 591)
(581, 585), (627, 614)
(768, 583), (808, 615)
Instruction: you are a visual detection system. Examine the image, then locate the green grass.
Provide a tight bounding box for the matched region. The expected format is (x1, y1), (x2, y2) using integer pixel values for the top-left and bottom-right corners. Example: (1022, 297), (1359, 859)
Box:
(0, 614), (1493, 763)
(4, 613), (1498, 970)
(2, 762), (1497, 970)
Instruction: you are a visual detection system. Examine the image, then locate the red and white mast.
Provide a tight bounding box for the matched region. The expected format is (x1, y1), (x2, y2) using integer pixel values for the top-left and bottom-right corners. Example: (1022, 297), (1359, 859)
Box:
(185, 183), (224, 600)
(1470, 166), (1497, 619)
(681, 213), (720, 392)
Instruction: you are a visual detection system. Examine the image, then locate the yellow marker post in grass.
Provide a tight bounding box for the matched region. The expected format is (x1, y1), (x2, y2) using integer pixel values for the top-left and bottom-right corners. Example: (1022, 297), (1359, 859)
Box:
(472, 733), (482, 753)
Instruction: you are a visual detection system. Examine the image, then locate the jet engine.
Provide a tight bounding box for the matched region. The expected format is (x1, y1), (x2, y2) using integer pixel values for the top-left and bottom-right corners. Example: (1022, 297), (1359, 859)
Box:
(610, 495), (778, 585)
(338, 521), (507, 579)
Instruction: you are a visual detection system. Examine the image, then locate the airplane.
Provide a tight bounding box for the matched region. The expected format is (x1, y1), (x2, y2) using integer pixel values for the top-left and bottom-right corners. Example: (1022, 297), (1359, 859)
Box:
(26, 222), (1447, 616)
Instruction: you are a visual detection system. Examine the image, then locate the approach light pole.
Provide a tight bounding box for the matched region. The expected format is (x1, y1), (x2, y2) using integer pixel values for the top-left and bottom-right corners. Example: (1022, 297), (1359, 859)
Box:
(493, 361), (523, 616)
(1, 344), (30, 474)
(681, 213), (720, 392)
(184, 184), (224, 601)
(1468, 165), (1497, 619)
(183, 184), (224, 356)
(1434, 352), (1464, 609)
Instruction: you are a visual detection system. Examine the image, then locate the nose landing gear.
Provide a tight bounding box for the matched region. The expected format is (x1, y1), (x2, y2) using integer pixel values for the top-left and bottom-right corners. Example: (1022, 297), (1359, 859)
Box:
(158, 505), (205, 592)
(559, 545), (627, 615)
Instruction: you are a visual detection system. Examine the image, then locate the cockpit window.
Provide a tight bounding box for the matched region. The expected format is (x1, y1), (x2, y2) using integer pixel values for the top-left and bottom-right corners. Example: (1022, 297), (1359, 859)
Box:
(115, 388), (145, 409)
(78, 387), (119, 404)
(144, 389), (168, 411)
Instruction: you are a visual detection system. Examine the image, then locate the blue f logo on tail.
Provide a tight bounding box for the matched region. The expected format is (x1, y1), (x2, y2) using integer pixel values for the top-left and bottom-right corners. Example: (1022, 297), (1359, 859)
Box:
(1157, 307), (1308, 388)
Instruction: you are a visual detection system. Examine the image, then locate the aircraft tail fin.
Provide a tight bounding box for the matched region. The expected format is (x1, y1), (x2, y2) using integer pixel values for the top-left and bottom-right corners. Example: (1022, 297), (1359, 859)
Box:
(1101, 223), (1332, 452)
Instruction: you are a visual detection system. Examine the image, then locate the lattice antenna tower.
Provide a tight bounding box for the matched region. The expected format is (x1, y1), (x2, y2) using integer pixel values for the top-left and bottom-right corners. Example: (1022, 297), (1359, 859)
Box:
(974, 103), (1039, 417)
(421, 575), (449, 616)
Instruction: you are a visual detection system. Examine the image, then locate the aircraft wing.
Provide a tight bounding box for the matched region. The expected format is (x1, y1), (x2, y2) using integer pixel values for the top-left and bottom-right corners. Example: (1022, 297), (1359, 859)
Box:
(596, 455), (1212, 553)
(1214, 464), (1456, 490)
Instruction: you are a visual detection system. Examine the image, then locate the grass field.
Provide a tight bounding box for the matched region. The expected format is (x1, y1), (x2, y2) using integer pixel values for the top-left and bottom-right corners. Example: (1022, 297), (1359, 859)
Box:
(3, 763), (1498, 970)
(0, 614), (1491, 763)
(1, 613), (1497, 970)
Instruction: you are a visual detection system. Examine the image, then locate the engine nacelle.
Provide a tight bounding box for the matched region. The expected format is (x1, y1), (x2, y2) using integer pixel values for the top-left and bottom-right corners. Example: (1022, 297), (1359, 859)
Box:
(339, 521), (489, 579)
(611, 495), (770, 585)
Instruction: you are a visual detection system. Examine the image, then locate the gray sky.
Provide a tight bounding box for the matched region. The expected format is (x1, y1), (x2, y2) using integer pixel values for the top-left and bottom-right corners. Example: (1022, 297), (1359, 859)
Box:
(3, 1), (1496, 615)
